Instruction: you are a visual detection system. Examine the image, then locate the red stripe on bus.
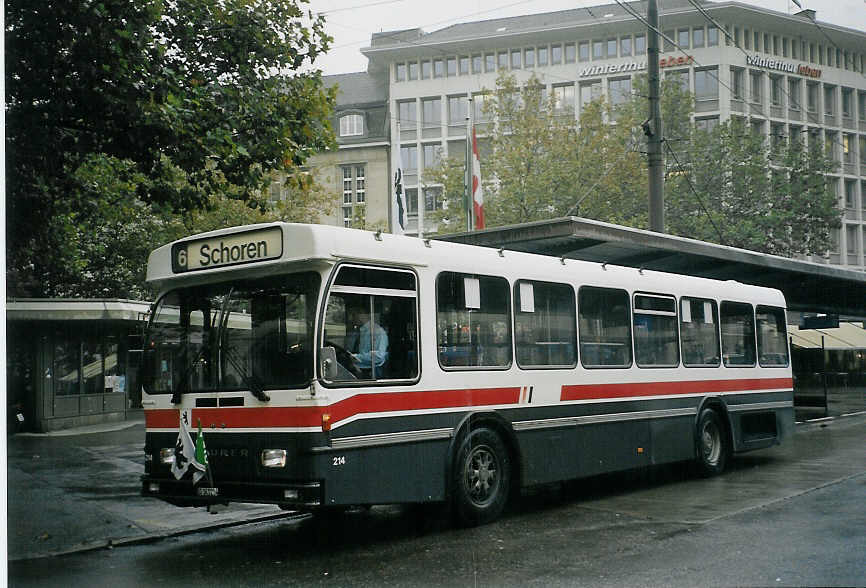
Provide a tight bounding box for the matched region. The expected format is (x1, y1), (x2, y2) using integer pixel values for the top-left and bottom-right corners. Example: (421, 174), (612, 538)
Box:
(144, 386), (521, 430)
(559, 377), (793, 401)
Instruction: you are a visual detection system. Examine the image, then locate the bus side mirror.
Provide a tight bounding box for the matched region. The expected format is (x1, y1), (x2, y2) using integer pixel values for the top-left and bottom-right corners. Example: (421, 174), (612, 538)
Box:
(320, 346), (337, 381)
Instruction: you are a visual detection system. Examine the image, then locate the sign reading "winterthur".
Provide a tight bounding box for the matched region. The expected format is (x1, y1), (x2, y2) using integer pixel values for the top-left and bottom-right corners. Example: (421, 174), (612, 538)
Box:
(171, 226), (283, 273)
(746, 54), (822, 78)
(579, 56), (693, 78)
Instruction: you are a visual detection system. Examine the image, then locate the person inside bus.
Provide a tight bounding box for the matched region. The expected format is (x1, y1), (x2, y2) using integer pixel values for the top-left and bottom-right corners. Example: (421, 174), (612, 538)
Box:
(350, 305), (389, 378)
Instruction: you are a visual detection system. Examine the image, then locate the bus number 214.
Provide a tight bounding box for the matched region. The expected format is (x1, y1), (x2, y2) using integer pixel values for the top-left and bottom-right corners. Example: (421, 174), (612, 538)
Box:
(332, 456), (346, 466)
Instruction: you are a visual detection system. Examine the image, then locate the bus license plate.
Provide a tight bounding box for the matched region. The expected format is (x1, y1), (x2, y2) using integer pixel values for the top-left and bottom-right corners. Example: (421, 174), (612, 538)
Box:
(197, 487), (219, 497)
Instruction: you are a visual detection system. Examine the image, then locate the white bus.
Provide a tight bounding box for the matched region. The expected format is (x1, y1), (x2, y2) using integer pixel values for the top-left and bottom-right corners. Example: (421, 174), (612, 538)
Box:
(141, 223), (793, 525)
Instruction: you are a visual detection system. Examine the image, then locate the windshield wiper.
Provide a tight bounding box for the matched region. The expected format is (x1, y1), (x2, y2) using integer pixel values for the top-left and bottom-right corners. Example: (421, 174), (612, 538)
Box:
(217, 290), (270, 403)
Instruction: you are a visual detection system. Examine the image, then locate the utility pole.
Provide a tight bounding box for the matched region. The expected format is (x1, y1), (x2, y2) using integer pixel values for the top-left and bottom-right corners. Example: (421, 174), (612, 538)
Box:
(646, 0), (665, 233)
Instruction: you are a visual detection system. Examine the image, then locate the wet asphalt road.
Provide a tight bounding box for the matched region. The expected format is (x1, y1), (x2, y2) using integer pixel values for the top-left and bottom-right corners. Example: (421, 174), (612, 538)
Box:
(8, 416), (866, 587)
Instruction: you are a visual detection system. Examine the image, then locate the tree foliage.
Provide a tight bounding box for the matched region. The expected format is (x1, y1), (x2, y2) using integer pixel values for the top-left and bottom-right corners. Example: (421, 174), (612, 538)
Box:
(665, 119), (840, 256)
(6, 0), (337, 297)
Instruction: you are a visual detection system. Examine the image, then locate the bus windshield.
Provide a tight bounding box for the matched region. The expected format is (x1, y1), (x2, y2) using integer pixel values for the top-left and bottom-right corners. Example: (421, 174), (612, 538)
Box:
(142, 272), (320, 397)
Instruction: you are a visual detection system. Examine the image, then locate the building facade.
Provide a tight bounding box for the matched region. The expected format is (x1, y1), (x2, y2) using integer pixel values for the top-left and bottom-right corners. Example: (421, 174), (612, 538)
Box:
(298, 72), (392, 230)
(352, 0), (866, 269)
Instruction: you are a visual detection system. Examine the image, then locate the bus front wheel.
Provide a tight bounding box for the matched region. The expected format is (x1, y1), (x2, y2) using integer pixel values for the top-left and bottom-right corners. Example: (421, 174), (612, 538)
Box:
(452, 427), (511, 526)
(695, 408), (729, 477)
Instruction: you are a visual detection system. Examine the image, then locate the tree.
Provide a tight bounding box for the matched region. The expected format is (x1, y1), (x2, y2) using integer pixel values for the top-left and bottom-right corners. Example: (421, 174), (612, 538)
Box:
(6, 0), (337, 297)
(665, 119), (841, 256)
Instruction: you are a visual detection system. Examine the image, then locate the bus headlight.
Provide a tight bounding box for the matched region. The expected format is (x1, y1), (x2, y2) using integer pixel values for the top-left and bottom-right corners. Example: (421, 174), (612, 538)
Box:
(261, 449), (287, 468)
(159, 448), (176, 465)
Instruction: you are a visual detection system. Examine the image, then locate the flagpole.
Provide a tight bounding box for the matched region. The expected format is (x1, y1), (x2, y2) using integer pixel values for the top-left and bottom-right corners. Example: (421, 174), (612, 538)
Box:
(466, 98), (473, 232)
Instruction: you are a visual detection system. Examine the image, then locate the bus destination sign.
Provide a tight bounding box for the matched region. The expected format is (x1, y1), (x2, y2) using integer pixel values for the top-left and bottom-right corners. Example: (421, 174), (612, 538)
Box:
(171, 226), (283, 273)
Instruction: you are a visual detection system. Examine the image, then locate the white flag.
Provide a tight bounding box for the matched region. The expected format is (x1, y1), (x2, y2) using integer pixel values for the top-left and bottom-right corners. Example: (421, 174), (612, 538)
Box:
(471, 125), (485, 229)
(394, 168), (407, 234)
(171, 409), (206, 483)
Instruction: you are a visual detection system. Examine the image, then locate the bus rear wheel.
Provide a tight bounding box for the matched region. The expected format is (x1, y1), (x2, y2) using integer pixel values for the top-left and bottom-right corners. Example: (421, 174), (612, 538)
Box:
(452, 427), (511, 526)
(695, 408), (729, 477)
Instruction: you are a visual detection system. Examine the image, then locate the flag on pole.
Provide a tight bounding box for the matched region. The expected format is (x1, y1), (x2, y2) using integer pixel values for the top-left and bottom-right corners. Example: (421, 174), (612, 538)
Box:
(471, 125), (485, 230)
(394, 168), (407, 234)
(171, 409), (207, 483)
(193, 419), (209, 486)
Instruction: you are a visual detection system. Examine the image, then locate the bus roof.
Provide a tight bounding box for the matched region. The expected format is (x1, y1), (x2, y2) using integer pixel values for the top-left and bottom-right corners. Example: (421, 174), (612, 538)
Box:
(146, 223), (787, 306)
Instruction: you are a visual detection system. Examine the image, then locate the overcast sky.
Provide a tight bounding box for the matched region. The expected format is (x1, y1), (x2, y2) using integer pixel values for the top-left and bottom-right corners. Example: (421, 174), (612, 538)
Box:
(308, 0), (866, 76)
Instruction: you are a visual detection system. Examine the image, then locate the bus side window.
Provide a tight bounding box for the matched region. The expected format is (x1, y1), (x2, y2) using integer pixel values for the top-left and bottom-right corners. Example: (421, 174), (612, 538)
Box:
(633, 293), (679, 368)
(680, 297), (721, 367)
(756, 305), (789, 367)
(720, 301), (756, 367)
(436, 272), (512, 369)
(578, 286), (632, 368)
(514, 280), (577, 368)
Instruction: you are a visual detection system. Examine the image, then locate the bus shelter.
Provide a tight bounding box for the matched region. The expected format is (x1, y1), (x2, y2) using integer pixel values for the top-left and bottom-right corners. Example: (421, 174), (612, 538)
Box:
(7, 299), (151, 432)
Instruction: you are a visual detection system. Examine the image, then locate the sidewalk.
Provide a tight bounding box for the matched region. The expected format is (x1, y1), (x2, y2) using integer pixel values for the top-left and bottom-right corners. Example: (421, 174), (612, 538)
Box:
(6, 419), (297, 562)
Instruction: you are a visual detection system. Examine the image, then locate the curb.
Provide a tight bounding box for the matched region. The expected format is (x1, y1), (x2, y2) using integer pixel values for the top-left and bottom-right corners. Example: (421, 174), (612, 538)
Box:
(10, 510), (309, 562)
(795, 409), (866, 429)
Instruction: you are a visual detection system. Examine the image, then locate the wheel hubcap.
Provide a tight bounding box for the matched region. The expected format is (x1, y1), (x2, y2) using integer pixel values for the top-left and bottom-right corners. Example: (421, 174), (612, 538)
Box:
(701, 421), (722, 465)
(465, 445), (499, 506)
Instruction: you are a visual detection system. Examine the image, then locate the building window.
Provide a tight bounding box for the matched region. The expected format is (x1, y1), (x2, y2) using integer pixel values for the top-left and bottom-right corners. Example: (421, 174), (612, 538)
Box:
(396, 63), (406, 82)
(422, 143), (440, 169)
(678, 29), (690, 49)
(782, 37), (789, 57)
(606, 39), (617, 58)
(339, 113), (364, 137)
(620, 36), (632, 57)
(447, 57), (457, 76)
(472, 54), (483, 74)
(634, 33), (646, 55)
(552, 84), (575, 114)
(749, 71), (762, 104)
(408, 61), (418, 80)
(421, 60), (432, 79)
(693, 27), (705, 48)
(511, 49), (522, 69)
(485, 53), (495, 72)
(846, 225), (859, 255)
(824, 85), (835, 116)
(434, 59), (444, 78)
(342, 167), (353, 204)
(695, 68), (719, 101)
(406, 188), (418, 215)
(525, 48), (535, 68)
(842, 88), (853, 117)
(807, 83), (818, 112)
(473, 92), (491, 122)
(608, 77), (632, 107)
(842, 134), (853, 164)
(695, 117), (719, 133)
(424, 186), (443, 211)
(788, 79), (801, 110)
(707, 26), (718, 46)
(538, 46), (549, 66)
(448, 95), (468, 126)
(592, 40), (603, 60)
(754, 31), (761, 52)
(663, 30), (674, 52)
(459, 56), (470, 75)
(845, 180), (856, 208)
(744, 28), (750, 50)
(565, 42), (576, 63)
(398, 100), (416, 127)
(551, 44), (563, 65)
(731, 68), (744, 100)
(579, 81), (602, 111)
(578, 41), (589, 62)
(400, 145), (418, 172)
(770, 76), (782, 107)
(355, 165), (365, 203)
(422, 97), (441, 128)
